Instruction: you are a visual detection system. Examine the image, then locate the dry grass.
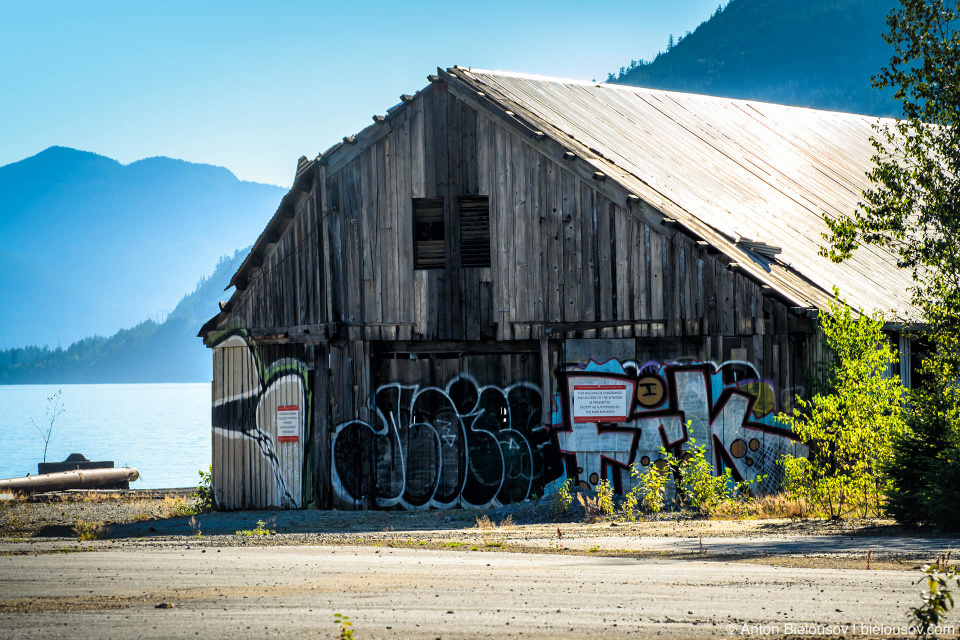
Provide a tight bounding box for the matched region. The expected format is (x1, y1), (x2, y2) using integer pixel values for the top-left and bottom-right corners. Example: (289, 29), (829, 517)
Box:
(72, 519), (104, 541)
(154, 495), (199, 519)
(127, 499), (154, 522)
(705, 493), (809, 519)
(78, 492), (123, 503)
(576, 494), (605, 523)
(475, 515), (514, 546)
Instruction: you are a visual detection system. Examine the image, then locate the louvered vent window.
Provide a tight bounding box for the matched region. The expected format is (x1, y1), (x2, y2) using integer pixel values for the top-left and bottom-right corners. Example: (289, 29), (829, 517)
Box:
(413, 198), (445, 269)
(459, 196), (491, 268)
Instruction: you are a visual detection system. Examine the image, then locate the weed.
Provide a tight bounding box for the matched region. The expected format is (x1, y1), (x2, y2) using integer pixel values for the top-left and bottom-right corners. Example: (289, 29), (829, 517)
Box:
(129, 499), (153, 522)
(910, 555), (959, 639)
(441, 541), (464, 548)
(471, 546), (479, 551)
(189, 516), (203, 538)
(72, 519), (103, 541)
(235, 520), (272, 536)
(476, 515), (514, 546)
(549, 478), (573, 516)
(705, 493), (808, 519)
(333, 613), (354, 640)
(596, 480), (615, 516)
(32, 389), (65, 464)
(155, 496), (195, 519)
(630, 461), (669, 514)
(194, 466), (214, 513)
(576, 493), (603, 523)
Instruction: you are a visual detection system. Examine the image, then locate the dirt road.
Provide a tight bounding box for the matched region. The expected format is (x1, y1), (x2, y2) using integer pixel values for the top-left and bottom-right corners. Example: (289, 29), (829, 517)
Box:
(0, 543), (940, 640)
(3, 497), (960, 638)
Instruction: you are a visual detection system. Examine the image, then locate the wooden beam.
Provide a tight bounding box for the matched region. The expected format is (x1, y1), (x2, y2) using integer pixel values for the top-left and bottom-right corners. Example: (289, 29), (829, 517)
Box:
(322, 118), (393, 177)
(373, 340), (540, 355)
(539, 319), (669, 333)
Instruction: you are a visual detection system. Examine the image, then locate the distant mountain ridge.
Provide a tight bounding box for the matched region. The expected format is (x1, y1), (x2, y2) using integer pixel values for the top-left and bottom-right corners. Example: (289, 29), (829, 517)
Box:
(610, 0), (900, 117)
(0, 248), (250, 384)
(0, 146), (286, 349)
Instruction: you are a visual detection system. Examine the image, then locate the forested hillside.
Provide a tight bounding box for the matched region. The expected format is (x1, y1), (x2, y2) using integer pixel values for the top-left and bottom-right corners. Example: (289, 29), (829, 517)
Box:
(0, 248), (249, 384)
(610, 0), (900, 117)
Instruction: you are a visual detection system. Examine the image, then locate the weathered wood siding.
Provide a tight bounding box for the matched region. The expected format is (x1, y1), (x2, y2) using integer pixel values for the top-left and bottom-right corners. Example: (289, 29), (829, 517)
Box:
(221, 82), (782, 345)
(210, 81), (809, 509)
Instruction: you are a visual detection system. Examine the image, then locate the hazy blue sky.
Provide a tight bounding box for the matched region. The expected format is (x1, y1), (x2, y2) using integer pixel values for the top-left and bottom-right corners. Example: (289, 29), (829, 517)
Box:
(1, 1), (723, 187)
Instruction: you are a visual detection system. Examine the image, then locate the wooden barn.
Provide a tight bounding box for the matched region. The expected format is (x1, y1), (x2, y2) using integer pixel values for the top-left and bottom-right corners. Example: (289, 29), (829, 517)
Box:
(199, 67), (919, 510)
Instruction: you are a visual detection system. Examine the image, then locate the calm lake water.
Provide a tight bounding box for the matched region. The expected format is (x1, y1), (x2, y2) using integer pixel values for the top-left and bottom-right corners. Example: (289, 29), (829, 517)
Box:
(0, 383), (210, 489)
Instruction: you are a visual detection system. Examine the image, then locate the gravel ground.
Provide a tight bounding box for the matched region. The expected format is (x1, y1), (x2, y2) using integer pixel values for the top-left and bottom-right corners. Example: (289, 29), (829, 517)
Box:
(0, 490), (927, 541)
(3, 490), (960, 574)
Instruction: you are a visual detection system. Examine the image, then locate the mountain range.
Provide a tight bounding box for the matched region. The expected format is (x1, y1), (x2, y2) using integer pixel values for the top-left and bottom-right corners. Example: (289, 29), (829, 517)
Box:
(0, 146), (285, 350)
(0, 0), (912, 383)
(609, 0), (901, 118)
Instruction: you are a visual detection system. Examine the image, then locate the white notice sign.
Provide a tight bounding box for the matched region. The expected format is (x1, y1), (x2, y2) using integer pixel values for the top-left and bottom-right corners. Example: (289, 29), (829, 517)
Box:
(572, 384), (630, 423)
(277, 405), (299, 442)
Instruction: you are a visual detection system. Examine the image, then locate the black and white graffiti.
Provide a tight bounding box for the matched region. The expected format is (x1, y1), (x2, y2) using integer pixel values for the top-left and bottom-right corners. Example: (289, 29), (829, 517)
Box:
(211, 332), (308, 509)
(332, 374), (558, 509)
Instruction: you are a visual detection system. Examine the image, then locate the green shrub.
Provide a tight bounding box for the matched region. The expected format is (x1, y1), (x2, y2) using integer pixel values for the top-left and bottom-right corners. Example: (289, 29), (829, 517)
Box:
(778, 290), (904, 518)
(673, 439), (733, 510)
(630, 462), (668, 514)
(549, 478), (573, 516)
(595, 480), (615, 516)
(235, 520), (272, 536)
(195, 465), (214, 513)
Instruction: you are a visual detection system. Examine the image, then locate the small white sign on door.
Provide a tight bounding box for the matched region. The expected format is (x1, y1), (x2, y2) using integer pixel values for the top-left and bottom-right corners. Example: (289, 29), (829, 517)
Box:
(277, 405), (300, 442)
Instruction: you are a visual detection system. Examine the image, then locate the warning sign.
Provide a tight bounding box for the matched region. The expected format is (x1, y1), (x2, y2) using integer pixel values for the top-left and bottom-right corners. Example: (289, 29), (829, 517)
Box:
(277, 405), (300, 442)
(572, 384), (630, 423)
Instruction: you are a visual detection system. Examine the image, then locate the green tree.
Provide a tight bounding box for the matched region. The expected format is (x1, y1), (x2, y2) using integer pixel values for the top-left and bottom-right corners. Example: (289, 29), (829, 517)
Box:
(821, 0), (960, 528)
(823, 0), (960, 379)
(779, 291), (905, 518)
(885, 379), (960, 528)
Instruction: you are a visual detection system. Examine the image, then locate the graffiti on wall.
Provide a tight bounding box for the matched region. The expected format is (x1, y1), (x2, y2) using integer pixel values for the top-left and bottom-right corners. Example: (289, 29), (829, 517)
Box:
(210, 330), (309, 508)
(552, 358), (806, 495)
(331, 374), (557, 509)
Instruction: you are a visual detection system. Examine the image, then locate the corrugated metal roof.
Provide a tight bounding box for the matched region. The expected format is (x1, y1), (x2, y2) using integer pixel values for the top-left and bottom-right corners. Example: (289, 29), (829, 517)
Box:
(454, 68), (919, 321)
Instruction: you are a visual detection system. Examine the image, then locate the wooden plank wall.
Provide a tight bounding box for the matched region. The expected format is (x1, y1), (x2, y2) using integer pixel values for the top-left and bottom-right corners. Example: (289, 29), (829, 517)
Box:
(211, 340), (312, 510)
(208, 81), (809, 509)
(217, 81), (783, 355)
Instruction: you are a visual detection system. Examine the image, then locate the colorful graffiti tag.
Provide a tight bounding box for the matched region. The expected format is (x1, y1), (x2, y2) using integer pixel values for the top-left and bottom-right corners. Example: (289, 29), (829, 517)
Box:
(210, 331), (309, 509)
(331, 374), (557, 509)
(552, 359), (806, 495)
